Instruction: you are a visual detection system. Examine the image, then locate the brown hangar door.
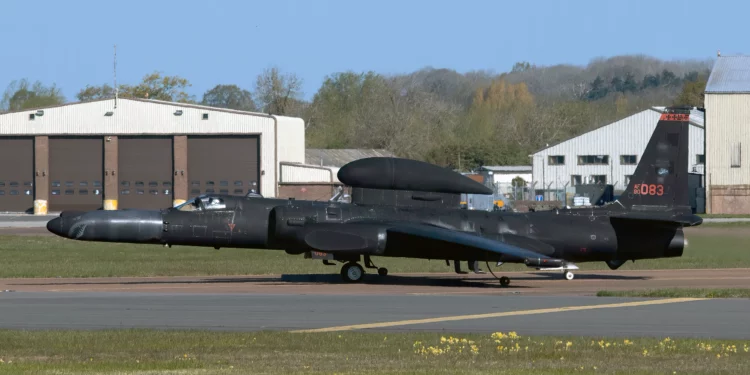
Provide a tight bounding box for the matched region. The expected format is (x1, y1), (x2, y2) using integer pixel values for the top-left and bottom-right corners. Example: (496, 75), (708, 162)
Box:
(118, 137), (174, 209)
(0, 137), (34, 213)
(49, 137), (103, 212)
(187, 136), (260, 197)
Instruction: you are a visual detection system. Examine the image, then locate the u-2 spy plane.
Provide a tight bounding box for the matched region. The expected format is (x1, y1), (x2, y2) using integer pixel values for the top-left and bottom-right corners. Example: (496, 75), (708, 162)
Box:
(47, 107), (701, 286)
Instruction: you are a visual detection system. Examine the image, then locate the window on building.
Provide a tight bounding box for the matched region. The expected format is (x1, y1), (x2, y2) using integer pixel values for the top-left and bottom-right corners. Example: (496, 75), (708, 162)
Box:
(624, 175), (633, 185)
(590, 175), (607, 184)
(620, 155), (637, 165)
(548, 155), (565, 165)
(696, 154), (705, 164)
(578, 155), (609, 165)
(731, 143), (741, 168)
(571, 175), (582, 186)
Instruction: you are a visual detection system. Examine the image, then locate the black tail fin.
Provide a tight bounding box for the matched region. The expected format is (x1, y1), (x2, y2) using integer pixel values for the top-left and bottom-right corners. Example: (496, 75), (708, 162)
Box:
(617, 107), (691, 212)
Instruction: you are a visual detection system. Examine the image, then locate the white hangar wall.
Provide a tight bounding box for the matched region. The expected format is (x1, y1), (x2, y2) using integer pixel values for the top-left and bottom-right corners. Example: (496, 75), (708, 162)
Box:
(531, 107), (704, 197)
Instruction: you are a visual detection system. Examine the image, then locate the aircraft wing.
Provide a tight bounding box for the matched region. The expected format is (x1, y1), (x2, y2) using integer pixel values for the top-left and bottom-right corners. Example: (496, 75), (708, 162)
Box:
(295, 221), (561, 265)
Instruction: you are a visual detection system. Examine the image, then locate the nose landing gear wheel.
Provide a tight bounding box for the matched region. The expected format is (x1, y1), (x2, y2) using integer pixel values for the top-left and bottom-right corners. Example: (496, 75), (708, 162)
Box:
(341, 262), (365, 282)
(377, 267), (388, 276)
(565, 271), (575, 280)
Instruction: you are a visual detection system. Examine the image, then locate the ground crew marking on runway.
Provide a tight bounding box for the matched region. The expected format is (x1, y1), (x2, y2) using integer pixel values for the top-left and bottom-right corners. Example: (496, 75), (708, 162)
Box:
(290, 297), (704, 333)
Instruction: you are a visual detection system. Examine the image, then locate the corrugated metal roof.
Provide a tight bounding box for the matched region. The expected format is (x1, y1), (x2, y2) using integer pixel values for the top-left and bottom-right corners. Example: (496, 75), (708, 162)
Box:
(705, 56), (750, 93)
(534, 107), (704, 154)
(479, 165), (532, 173)
(305, 149), (396, 167)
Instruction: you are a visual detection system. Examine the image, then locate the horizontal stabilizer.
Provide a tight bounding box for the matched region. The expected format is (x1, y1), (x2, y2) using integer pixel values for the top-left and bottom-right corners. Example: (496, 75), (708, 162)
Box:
(609, 211), (703, 226)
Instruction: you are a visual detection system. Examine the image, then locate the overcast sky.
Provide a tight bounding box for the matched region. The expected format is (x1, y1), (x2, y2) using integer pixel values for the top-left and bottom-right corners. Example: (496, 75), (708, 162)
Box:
(0, 0), (739, 101)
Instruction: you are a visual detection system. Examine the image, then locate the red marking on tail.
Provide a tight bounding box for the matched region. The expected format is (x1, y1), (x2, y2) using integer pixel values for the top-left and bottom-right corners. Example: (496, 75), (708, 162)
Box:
(659, 113), (689, 121)
(227, 223), (236, 231)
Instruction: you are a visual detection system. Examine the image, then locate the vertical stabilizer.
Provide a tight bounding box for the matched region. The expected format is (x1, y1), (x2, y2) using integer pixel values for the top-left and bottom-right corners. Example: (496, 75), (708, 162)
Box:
(617, 107), (691, 211)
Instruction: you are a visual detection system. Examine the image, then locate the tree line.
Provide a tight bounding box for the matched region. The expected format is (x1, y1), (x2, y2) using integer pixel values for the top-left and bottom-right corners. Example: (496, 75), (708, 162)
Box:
(0, 54), (712, 171)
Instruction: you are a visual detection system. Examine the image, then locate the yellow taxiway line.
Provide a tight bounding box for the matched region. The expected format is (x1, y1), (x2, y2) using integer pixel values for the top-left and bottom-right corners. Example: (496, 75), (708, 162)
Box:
(291, 297), (704, 333)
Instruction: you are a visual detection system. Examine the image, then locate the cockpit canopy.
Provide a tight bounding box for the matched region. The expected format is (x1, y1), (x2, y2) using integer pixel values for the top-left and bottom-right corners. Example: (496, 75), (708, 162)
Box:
(174, 194), (232, 212)
(173, 191), (263, 212)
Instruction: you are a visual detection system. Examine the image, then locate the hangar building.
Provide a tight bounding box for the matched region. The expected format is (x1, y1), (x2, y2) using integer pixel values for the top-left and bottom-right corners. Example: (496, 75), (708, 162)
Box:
(0, 98), (304, 214)
(704, 55), (750, 214)
(277, 149), (395, 201)
(531, 106), (705, 202)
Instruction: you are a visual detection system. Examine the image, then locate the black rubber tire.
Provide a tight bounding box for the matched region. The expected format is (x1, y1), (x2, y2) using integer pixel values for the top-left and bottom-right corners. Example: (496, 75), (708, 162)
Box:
(377, 267), (388, 276)
(341, 262), (364, 282)
(499, 276), (511, 287)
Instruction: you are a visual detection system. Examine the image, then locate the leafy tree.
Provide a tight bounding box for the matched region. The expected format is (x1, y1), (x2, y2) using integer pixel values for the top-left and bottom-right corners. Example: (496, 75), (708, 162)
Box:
(76, 84), (115, 102)
(641, 74), (660, 89)
(611, 76), (624, 93)
(1, 79), (65, 111)
(119, 71), (195, 102)
(586, 76), (608, 100)
(621, 73), (638, 92)
(660, 69), (677, 86)
(76, 72), (195, 103)
(254, 66), (303, 115)
(201, 84), (256, 111)
(673, 74), (708, 108)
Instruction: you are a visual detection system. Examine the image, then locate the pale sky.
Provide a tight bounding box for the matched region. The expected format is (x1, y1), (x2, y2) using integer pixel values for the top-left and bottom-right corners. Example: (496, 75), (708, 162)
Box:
(0, 0), (740, 101)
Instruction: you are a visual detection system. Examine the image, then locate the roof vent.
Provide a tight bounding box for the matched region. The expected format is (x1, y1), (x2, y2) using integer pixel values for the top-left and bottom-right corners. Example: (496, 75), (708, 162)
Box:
(35, 110), (44, 116)
(104, 111), (114, 116)
(202, 113), (208, 120)
(174, 110), (183, 116)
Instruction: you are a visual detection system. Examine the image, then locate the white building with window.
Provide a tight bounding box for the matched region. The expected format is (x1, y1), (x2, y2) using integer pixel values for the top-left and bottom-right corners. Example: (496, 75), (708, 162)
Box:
(531, 107), (705, 201)
(705, 55), (750, 214)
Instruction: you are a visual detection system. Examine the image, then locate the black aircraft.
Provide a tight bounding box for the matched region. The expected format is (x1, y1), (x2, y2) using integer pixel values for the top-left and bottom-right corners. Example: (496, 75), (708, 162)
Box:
(46, 107), (702, 286)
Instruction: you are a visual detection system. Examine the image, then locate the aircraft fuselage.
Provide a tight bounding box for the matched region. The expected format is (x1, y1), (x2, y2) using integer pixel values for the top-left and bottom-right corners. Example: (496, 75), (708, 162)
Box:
(49, 195), (685, 266)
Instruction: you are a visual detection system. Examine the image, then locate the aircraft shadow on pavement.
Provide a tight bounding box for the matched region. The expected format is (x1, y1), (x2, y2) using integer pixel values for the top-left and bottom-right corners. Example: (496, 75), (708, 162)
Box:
(8, 272), (648, 289)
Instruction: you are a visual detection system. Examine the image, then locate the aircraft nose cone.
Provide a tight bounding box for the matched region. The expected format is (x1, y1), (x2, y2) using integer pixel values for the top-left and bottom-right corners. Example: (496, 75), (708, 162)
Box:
(46, 216), (64, 237)
(45, 209), (164, 244)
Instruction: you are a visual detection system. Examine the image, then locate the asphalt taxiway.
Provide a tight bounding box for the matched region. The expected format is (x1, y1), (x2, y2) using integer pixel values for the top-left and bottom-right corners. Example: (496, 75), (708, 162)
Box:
(0, 291), (747, 339)
(0, 269), (748, 339)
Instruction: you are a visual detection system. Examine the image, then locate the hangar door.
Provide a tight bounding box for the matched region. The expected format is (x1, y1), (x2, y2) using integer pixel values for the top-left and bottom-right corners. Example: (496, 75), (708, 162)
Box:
(187, 136), (260, 197)
(49, 137), (103, 212)
(0, 137), (34, 213)
(119, 136), (174, 209)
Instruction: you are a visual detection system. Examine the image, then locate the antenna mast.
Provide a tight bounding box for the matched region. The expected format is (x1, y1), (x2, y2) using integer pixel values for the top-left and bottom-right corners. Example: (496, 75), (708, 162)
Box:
(114, 44), (118, 108)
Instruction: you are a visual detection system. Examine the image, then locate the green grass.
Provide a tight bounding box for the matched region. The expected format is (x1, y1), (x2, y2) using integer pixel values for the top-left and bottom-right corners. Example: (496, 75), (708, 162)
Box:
(597, 288), (750, 298)
(699, 213), (750, 218)
(0, 224), (748, 278)
(0, 329), (747, 374)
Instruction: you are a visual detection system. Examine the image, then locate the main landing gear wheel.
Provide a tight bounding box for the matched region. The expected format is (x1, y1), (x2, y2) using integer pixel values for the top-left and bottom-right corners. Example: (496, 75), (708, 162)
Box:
(565, 271), (575, 280)
(340, 262), (364, 283)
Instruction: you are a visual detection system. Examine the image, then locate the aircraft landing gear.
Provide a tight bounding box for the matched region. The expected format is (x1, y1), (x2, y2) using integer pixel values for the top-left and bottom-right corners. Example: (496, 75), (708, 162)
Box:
(565, 271), (575, 280)
(499, 276), (511, 287)
(484, 261), (512, 287)
(340, 262), (364, 283)
(364, 255), (388, 277)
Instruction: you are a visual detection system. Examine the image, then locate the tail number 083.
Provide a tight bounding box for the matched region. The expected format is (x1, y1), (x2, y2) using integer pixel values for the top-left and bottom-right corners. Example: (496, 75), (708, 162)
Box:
(633, 183), (664, 196)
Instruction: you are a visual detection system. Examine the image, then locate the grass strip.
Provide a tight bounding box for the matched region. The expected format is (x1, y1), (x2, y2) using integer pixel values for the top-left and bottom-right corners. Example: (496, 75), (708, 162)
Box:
(0, 329), (747, 374)
(597, 288), (750, 298)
